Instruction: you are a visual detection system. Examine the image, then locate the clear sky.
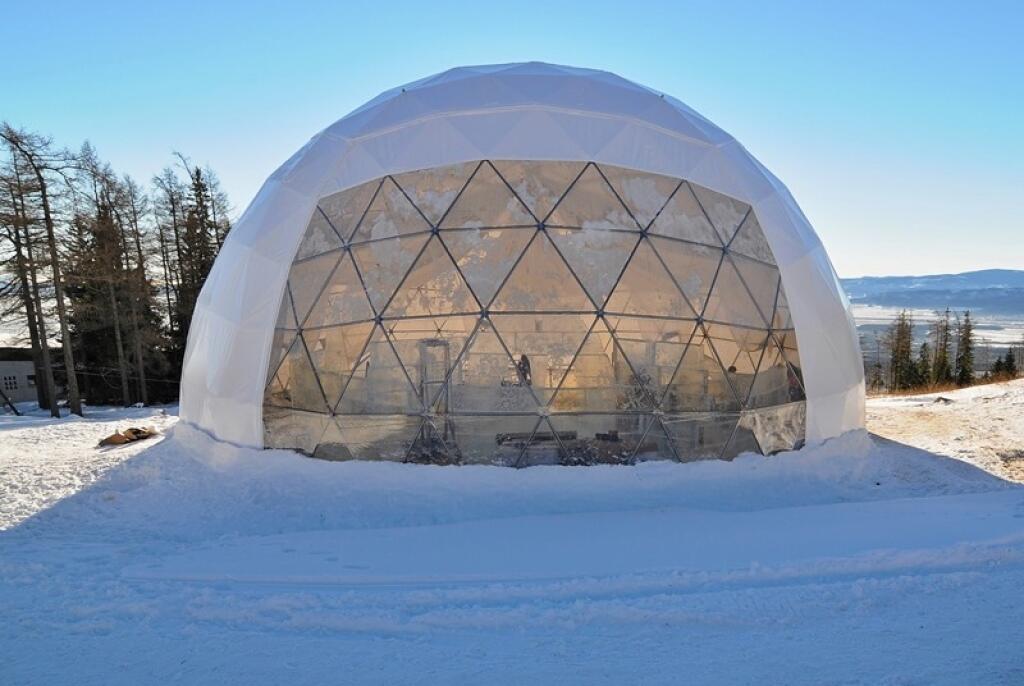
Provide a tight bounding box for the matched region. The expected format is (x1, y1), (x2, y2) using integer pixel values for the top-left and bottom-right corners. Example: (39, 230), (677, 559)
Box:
(2, 0), (1021, 277)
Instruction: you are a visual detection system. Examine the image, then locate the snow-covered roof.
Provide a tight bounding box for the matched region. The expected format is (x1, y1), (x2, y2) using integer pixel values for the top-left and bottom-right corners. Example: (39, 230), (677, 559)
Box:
(180, 62), (864, 448)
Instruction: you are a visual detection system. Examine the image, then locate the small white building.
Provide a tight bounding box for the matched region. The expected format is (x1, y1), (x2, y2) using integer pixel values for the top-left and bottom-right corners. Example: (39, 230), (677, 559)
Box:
(0, 360), (37, 404)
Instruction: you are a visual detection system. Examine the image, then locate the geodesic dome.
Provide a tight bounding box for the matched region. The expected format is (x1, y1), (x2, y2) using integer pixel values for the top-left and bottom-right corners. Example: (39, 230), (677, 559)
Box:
(180, 62), (864, 465)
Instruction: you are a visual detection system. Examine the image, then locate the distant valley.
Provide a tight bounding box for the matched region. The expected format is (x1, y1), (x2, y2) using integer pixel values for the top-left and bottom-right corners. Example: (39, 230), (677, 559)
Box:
(840, 269), (1024, 356)
(842, 269), (1024, 316)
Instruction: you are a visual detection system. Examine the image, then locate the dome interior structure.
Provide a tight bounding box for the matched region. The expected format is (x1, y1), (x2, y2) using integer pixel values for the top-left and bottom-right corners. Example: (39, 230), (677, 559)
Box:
(263, 159), (807, 465)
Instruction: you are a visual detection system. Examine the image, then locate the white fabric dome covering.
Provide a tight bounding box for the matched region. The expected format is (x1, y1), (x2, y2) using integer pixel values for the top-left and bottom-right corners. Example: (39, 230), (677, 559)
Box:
(180, 62), (864, 463)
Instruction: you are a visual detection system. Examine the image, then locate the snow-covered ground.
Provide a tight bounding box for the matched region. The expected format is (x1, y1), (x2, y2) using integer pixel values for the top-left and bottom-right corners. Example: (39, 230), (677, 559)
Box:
(868, 378), (1024, 482)
(2, 390), (1023, 685)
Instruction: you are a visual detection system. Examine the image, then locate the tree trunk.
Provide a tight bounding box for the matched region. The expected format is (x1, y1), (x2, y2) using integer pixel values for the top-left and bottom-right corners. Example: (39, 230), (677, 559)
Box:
(36, 171), (83, 415)
(210, 193), (223, 249)
(2, 131), (84, 415)
(107, 280), (132, 406)
(156, 222), (176, 331)
(126, 196), (148, 404)
(5, 193), (49, 409)
(8, 164), (59, 416)
(24, 220), (59, 417)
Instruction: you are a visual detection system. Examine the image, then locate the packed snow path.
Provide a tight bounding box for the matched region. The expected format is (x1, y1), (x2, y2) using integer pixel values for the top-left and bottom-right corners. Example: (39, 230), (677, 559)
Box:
(1, 399), (1023, 685)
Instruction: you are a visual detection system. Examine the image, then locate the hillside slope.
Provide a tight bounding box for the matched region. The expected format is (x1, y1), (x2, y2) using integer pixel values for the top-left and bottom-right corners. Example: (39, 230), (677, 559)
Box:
(868, 379), (1024, 481)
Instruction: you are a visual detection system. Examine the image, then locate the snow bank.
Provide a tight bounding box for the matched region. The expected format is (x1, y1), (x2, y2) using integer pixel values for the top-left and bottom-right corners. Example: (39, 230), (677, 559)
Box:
(5, 412), (1007, 540)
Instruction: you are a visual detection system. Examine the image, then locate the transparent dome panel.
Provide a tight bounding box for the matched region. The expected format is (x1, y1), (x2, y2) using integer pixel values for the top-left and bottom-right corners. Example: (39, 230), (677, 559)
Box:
(264, 161), (805, 464)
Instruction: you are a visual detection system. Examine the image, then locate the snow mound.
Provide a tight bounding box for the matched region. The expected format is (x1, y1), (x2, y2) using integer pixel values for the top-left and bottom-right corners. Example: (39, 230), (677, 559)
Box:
(6, 414), (1008, 541)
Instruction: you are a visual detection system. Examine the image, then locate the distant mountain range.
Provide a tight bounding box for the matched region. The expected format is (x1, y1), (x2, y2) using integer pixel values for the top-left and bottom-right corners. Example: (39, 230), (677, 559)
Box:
(841, 269), (1024, 316)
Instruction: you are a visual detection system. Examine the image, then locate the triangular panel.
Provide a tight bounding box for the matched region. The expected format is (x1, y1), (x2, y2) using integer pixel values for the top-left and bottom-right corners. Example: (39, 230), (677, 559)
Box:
(351, 233), (430, 313)
(547, 163), (638, 230)
(774, 330), (806, 399)
(728, 210), (776, 265)
(702, 257), (769, 328)
(333, 414), (422, 461)
(393, 162), (476, 226)
(721, 420), (761, 459)
(599, 165), (680, 230)
(638, 417), (678, 462)
(604, 238), (695, 317)
(264, 341), (297, 401)
(335, 324), (420, 414)
(312, 418), (354, 461)
(746, 335), (793, 409)
(704, 323), (770, 409)
(649, 236), (723, 316)
(490, 232), (593, 312)
(490, 313), (594, 406)
(442, 227), (534, 307)
(447, 318), (538, 413)
(287, 251), (343, 325)
(407, 418), (460, 464)
(384, 236), (479, 317)
(549, 317), (631, 412)
(729, 254), (780, 328)
(263, 407), (334, 455)
(548, 228), (639, 307)
(606, 315), (698, 408)
(630, 417), (676, 463)
(349, 176), (432, 242)
(305, 321), (376, 408)
(648, 182), (722, 246)
(304, 252), (375, 328)
(661, 412), (741, 462)
(317, 179), (381, 242)
(439, 162), (535, 229)
(690, 183), (751, 245)
(385, 315), (478, 411)
(266, 328), (298, 381)
(738, 402), (806, 455)
(661, 326), (741, 412)
(491, 160), (584, 222)
(274, 285), (298, 330)
(263, 335), (329, 413)
(296, 207), (344, 261)
(517, 417), (568, 467)
(773, 280), (794, 330)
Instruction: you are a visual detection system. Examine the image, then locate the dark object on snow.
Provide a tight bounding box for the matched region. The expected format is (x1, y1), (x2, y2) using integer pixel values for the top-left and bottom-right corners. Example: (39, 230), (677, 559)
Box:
(98, 426), (160, 447)
(998, 450), (1024, 463)
(933, 396), (955, 404)
(0, 384), (19, 415)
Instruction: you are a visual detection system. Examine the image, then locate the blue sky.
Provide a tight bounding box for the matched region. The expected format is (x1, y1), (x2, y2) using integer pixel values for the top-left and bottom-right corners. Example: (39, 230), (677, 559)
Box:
(2, 0), (1021, 276)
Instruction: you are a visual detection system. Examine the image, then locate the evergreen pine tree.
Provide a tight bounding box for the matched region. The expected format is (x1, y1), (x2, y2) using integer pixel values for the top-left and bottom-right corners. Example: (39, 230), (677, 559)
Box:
(869, 361), (885, 391)
(65, 168), (170, 404)
(916, 341), (932, 387)
(887, 310), (916, 390)
(1006, 348), (1018, 378)
(931, 309), (954, 384)
(954, 310), (974, 386)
